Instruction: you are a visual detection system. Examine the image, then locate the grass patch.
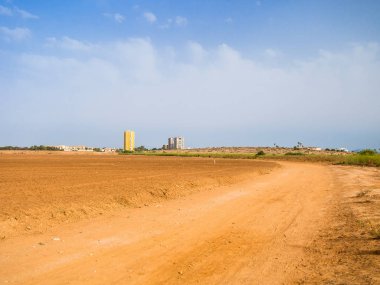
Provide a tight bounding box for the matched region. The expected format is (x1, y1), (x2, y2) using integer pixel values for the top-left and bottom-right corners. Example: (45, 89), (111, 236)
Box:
(284, 152), (304, 156)
(262, 153), (380, 167)
(358, 149), (377, 156)
(369, 222), (380, 239)
(120, 150), (380, 167)
(338, 154), (380, 167)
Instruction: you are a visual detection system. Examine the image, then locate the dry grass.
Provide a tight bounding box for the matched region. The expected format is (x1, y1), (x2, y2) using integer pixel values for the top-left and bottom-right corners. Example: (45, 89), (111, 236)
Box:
(134, 150), (380, 167)
(355, 190), (370, 198)
(368, 222), (380, 239)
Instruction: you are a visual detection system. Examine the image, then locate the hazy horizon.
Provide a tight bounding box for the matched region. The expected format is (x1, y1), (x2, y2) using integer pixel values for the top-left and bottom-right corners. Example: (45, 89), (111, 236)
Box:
(1, 1), (379, 150)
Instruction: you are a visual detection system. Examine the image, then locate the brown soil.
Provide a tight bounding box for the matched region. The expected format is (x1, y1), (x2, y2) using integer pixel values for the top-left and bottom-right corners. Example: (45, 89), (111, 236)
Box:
(0, 151), (277, 239)
(0, 152), (379, 284)
(297, 165), (380, 284)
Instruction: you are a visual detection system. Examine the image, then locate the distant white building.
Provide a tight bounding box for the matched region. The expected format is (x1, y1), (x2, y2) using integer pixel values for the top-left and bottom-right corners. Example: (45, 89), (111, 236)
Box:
(102, 147), (117, 152)
(56, 145), (93, 152)
(167, 136), (185, 150)
(174, 137), (185, 149)
(309, 147), (322, 151)
(168, 137), (175, 149)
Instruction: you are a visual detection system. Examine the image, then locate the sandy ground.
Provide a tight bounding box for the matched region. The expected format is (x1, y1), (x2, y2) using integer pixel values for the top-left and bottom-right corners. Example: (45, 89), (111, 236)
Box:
(0, 152), (379, 284)
(0, 152), (276, 239)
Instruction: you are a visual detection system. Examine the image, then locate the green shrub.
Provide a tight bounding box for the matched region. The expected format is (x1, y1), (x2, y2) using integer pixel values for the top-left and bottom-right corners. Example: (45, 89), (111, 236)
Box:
(358, 149), (377, 156)
(256, 150), (265, 156)
(341, 154), (380, 167)
(284, 152), (304, 156)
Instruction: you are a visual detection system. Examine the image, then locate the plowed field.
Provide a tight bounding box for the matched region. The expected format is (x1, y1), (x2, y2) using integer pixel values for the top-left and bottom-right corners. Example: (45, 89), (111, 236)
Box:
(0, 151), (277, 239)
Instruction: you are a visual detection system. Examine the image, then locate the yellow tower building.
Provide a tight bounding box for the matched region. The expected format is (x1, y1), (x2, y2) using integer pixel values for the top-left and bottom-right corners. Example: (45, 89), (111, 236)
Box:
(123, 130), (135, 151)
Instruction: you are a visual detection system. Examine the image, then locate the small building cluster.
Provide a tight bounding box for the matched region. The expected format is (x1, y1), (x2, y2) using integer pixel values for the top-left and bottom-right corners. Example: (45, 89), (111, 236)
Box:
(57, 145), (93, 152)
(56, 145), (117, 152)
(163, 136), (185, 150)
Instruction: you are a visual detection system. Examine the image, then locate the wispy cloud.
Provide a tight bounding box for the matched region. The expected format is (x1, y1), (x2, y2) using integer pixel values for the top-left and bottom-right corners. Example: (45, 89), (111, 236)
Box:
(0, 5), (38, 19)
(45, 36), (93, 51)
(225, 17), (233, 24)
(14, 7), (39, 19)
(103, 13), (125, 24)
(160, 16), (187, 29)
(143, 12), (156, 23)
(264, 48), (282, 58)
(1, 39), (379, 148)
(175, 16), (188, 27)
(0, 26), (31, 41)
(114, 13), (125, 23)
(0, 5), (12, 16)
(159, 18), (172, 29)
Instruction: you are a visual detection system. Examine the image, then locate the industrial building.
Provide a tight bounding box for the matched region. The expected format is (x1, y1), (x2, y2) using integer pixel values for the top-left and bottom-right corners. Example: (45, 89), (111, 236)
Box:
(124, 130), (135, 151)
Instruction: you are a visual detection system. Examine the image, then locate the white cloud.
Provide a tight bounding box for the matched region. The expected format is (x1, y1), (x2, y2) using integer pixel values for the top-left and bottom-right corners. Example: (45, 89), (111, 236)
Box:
(0, 5), (12, 16)
(0, 5), (38, 19)
(264, 48), (282, 58)
(114, 13), (125, 23)
(159, 18), (172, 29)
(187, 41), (207, 63)
(14, 7), (38, 19)
(143, 12), (157, 23)
(175, 16), (188, 26)
(0, 26), (31, 41)
(217, 43), (242, 64)
(45, 36), (93, 51)
(159, 16), (187, 29)
(1, 40), (379, 148)
(103, 13), (125, 23)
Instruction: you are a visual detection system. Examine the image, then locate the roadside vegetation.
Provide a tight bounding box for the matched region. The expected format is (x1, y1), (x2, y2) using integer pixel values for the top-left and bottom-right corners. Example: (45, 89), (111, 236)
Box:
(0, 145), (62, 151)
(121, 150), (260, 159)
(338, 152), (380, 167)
(264, 149), (380, 167)
(120, 148), (380, 167)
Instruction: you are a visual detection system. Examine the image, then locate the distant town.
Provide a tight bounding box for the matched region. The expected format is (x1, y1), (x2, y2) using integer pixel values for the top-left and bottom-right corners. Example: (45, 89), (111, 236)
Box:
(0, 130), (187, 153)
(123, 130), (185, 152)
(0, 130), (358, 153)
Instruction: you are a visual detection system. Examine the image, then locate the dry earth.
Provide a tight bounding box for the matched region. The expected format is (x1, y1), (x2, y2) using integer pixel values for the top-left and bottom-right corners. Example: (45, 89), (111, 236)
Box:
(0, 151), (276, 239)
(0, 152), (379, 284)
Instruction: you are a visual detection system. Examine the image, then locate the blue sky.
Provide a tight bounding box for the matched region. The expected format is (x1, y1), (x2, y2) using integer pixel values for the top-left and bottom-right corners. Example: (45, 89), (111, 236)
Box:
(1, 0), (379, 149)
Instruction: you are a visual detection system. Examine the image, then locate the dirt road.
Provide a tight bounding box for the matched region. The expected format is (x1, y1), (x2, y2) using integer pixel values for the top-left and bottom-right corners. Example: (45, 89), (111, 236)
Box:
(1, 160), (379, 284)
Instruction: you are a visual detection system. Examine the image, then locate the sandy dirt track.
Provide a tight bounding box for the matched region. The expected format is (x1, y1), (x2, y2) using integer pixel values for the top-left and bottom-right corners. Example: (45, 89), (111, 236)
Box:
(0, 154), (379, 284)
